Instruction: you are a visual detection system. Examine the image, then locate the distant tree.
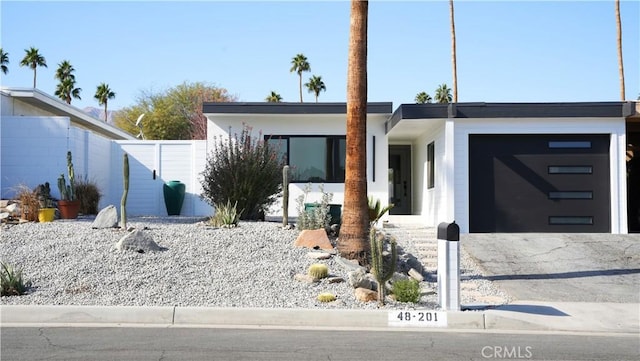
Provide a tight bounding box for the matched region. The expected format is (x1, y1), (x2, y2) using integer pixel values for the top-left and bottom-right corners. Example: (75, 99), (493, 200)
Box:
(265, 91), (283, 102)
(415, 92), (432, 104)
(20, 47), (47, 88)
(615, 0), (625, 100)
(305, 75), (326, 102)
(435, 83), (452, 103)
(290, 53), (311, 102)
(94, 83), (116, 122)
(114, 82), (236, 140)
(54, 60), (81, 104)
(0, 48), (8, 75)
(450, 0), (458, 102)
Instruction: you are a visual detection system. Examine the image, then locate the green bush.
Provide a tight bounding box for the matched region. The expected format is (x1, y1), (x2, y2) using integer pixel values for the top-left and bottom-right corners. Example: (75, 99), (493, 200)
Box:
(296, 183), (332, 230)
(210, 200), (241, 228)
(392, 279), (421, 303)
(75, 176), (102, 215)
(1, 261), (31, 296)
(200, 125), (283, 220)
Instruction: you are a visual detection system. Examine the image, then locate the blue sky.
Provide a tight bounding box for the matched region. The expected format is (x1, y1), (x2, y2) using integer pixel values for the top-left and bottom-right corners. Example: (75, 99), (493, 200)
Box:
(1, 0), (638, 111)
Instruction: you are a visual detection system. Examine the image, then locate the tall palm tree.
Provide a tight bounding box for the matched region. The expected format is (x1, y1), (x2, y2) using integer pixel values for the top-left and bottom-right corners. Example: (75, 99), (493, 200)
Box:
(415, 91), (432, 104)
(338, 0), (369, 264)
(615, 0), (625, 100)
(450, 0), (458, 102)
(265, 91), (282, 102)
(435, 83), (452, 103)
(0, 48), (9, 75)
(94, 83), (116, 122)
(54, 60), (81, 104)
(305, 75), (326, 102)
(290, 53), (311, 102)
(19, 47), (47, 88)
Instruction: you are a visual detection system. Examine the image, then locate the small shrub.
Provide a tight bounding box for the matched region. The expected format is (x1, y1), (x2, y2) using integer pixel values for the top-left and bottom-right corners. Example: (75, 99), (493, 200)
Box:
(317, 293), (336, 302)
(15, 185), (39, 222)
(308, 263), (329, 280)
(296, 183), (332, 230)
(75, 176), (102, 215)
(210, 200), (242, 228)
(0, 261), (31, 296)
(392, 279), (421, 303)
(200, 124), (283, 220)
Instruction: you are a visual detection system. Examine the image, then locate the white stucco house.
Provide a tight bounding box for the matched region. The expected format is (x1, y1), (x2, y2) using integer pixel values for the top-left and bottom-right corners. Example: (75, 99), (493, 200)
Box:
(2, 85), (639, 233)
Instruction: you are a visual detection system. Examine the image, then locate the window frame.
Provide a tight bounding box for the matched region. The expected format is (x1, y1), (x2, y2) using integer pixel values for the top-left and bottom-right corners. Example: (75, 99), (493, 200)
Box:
(427, 141), (435, 189)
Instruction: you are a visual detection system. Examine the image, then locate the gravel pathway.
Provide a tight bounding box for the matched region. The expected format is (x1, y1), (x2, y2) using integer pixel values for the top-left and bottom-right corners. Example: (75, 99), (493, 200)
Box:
(1, 216), (508, 310)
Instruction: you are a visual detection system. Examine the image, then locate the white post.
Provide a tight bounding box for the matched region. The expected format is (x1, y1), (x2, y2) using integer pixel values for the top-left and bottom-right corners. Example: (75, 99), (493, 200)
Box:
(437, 222), (460, 311)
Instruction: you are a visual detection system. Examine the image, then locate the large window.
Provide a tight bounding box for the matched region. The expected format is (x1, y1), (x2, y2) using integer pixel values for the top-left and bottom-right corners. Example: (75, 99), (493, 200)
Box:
(267, 135), (346, 183)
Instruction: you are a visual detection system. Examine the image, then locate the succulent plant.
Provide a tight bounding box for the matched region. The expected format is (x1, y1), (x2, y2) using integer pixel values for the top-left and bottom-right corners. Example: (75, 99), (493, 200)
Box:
(317, 292), (336, 302)
(308, 263), (329, 280)
(370, 229), (397, 305)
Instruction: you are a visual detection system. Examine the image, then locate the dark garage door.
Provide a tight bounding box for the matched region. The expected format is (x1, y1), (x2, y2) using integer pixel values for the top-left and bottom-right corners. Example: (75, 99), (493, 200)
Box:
(469, 134), (610, 232)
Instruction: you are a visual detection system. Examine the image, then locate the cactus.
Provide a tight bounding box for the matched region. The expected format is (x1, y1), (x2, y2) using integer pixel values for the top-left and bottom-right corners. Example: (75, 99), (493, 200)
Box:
(317, 293), (336, 302)
(369, 228), (397, 305)
(307, 263), (329, 280)
(282, 165), (290, 227)
(57, 151), (76, 201)
(120, 153), (129, 230)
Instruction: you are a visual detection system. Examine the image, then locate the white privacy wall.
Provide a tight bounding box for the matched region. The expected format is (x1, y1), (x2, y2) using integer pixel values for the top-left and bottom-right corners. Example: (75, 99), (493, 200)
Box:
(207, 113), (390, 218)
(453, 117), (628, 234)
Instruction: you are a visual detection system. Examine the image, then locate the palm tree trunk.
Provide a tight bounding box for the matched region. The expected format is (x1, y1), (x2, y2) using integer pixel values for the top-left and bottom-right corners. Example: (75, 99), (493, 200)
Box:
(33, 69), (37, 88)
(338, 0), (370, 265)
(450, 0), (458, 103)
(104, 103), (108, 122)
(299, 73), (303, 102)
(615, 0), (625, 100)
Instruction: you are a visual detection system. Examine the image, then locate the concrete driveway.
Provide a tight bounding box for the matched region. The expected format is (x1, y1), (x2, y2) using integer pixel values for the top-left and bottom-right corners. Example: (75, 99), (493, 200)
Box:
(461, 233), (640, 303)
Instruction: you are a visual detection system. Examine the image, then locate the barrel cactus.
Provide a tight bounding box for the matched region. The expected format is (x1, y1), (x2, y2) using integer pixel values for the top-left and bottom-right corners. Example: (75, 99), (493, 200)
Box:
(308, 263), (329, 280)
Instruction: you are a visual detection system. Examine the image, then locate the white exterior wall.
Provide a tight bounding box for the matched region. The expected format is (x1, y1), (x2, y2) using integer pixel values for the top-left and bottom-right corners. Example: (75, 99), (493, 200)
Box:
(207, 113), (390, 218)
(453, 117), (628, 233)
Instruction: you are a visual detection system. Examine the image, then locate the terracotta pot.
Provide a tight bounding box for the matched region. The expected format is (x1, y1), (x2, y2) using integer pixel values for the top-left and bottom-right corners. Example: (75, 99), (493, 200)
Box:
(58, 200), (80, 219)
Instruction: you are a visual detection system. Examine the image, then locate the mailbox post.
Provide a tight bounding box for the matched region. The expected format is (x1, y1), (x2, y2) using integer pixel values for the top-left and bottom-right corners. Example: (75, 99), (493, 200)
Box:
(437, 221), (460, 311)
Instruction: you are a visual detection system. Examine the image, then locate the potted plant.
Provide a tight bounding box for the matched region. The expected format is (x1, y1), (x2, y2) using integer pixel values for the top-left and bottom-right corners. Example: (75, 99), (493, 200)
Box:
(36, 182), (55, 222)
(57, 151), (80, 219)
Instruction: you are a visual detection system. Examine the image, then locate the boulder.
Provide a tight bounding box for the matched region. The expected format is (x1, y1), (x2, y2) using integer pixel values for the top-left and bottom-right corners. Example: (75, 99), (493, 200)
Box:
(347, 268), (375, 290)
(294, 229), (333, 250)
(354, 287), (377, 303)
(408, 268), (425, 282)
(115, 230), (163, 253)
(91, 205), (118, 229)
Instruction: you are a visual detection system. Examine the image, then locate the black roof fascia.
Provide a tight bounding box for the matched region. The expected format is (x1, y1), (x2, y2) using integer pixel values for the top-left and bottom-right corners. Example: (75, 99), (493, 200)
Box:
(203, 102), (393, 115)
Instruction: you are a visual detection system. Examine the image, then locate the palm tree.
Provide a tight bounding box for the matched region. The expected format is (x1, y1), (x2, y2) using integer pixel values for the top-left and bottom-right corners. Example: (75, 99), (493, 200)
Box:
(265, 91), (282, 102)
(615, 0), (625, 100)
(415, 91), (432, 104)
(0, 48), (9, 75)
(290, 53), (311, 102)
(338, 0), (369, 264)
(305, 75), (326, 102)
(450, 0), (458, 102)
(19, 47), (47, 88)
(94, 83), (116, 122)
(435, 83), (452, 103)
(54, 60), (81, 104)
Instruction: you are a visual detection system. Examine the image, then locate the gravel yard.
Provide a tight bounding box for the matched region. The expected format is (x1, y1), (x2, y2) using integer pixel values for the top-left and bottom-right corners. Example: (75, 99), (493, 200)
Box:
(0, 216), (509, 310)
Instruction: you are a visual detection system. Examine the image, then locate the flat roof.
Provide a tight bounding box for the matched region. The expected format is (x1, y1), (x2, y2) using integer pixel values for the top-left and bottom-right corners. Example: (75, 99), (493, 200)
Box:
(203, 102), (393, 115)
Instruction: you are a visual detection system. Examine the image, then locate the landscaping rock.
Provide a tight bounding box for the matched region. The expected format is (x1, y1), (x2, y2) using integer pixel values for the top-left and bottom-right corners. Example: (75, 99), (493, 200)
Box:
(326, 276), (345, 284)
(347, 268), (375, 290)
(115, 230), (163, 253)
(307, 251), (332, 260)
(294, 229), (333, 250)
(408, 268), (424, 282)
(91, 205), (119, 229)
(294, 273), (319, 283)
(354, 287), (377, 303)
(334, 255), (366, 272)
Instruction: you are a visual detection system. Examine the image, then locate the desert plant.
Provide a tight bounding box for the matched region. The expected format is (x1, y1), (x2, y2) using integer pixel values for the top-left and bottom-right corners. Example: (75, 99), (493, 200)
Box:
(317, 292), (336, 302)
(35, 182), (54, 208)
(57, 151), (76, 201)
(0, 261), (31, 296)
(15, 184), (39, 221)
(75, 176), (102, 215)
(200, 124), (283, 220)
(368, 196), (394, 227)
(296, 183), (332, 230)
(282, 165), (290, 227)
(392, 279), (421, 303)
(307, 263), (329, 280)
(121, 153), (129, 230)
(370, 229), (397, 305)
(210, 200), (242, 228)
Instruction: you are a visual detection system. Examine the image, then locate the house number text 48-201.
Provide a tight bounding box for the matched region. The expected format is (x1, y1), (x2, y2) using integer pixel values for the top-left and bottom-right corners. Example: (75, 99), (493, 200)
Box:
(388, 311), (448, 327)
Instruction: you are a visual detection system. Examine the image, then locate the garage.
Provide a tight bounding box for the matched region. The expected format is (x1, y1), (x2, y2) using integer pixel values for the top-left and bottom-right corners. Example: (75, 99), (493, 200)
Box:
(469, 134), (610, 232)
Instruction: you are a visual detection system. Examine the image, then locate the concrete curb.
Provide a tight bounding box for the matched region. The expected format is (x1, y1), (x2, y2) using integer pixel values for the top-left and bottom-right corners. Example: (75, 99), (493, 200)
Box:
(2, 302), (638, 334)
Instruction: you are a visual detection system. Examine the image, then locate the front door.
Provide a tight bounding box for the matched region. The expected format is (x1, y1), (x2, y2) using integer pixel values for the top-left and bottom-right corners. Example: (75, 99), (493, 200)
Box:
(389, 145), (411, 215)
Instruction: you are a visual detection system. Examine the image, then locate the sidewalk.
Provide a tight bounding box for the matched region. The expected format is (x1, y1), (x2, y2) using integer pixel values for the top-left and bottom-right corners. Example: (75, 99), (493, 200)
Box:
(2, 302), (638, 334)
